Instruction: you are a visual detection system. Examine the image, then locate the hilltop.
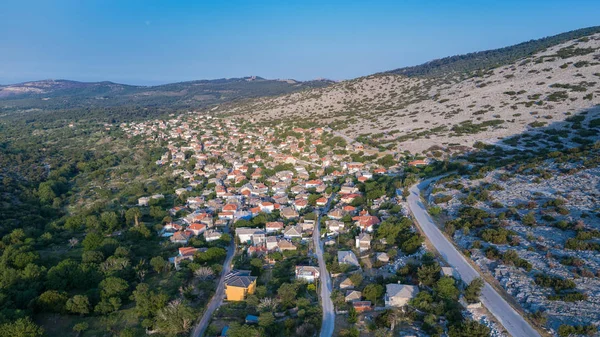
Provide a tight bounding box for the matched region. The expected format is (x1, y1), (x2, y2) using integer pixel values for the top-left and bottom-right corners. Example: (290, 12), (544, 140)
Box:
(0, 76), (334, 113)
(216, 27), (600, 154)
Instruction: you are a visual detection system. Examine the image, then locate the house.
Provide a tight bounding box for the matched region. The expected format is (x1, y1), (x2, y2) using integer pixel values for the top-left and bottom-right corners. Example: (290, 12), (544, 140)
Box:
(384, 283), (420, 307)
(266, 236), (278, 251)
(265, 221), (284, 233)
(338, 251), (360, 268)
(252, 232), (266, 245)
(280, 207), (299, 220)
(352, 301), (372, 313)
(408, 159), (428, 167)
(178, 246), (198, 257)
(204, 229), (222, 242)
(345, 290), (362, 302)
(187, 223), (207, 236)
(326, 220), (344, 233)
(294, 198), (308, 210)
(355, 233), (371, 252)
(283, 225), (303, 240)
(295, 266), (320, 283)
(277, 239), (297, 251)
(340, 193), (361, 204)
(170, 231), (191, 244)
(224, 270), (257, 301)
(236, 227), (264, 243)
(328, 209), (345, 220)
(316, 197), (328, 206)
(339, 277), (355, 290)
(352, 215), (380, 232)
(376, 252), (390, 263)
(138, 197), (150, 206)
(259, 201), (274, 213)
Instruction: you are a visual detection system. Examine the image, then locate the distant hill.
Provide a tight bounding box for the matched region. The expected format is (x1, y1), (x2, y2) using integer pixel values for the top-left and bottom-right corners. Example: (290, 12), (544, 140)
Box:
(387, 26), (600, 78)
(0, 77), (334, 112)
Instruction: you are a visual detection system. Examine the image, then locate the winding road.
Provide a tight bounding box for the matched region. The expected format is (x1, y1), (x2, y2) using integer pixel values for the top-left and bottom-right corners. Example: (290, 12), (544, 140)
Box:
(191, 238), (235, 337)
(314, 193), (336, 337)
(407, 179), (540, 337)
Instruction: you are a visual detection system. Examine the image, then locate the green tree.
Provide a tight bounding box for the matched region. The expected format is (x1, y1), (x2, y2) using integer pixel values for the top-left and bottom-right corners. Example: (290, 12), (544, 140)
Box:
(131, 283), (168, 318)
(150, 256), (167, 273)
(434, 277), (459, 300)
(464, 278), (484, 303)
(259, 311), (275, 328)
(227, 323), (261, 337)
(448, 320), (491, 337)
(101, 211), (120, 231)
(125, 207), (142, 227)
(417, 263), (441, 286)
(36, 290), (68, 313)
(99, 276), (129, 299)
(66, 295), (91, 315)
(277, 283), (298, 308)
(363, 284), (384, 305)
(154, 300), (196, 336)
(0, 317), (44, 337)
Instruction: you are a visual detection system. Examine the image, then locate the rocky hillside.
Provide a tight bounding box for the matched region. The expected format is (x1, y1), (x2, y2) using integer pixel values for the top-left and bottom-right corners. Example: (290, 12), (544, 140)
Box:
(219, 31), (600, 154)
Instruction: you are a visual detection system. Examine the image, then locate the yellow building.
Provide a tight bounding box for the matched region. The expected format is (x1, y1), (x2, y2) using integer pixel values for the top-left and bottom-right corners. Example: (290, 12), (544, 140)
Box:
(224, 270), (257, 301)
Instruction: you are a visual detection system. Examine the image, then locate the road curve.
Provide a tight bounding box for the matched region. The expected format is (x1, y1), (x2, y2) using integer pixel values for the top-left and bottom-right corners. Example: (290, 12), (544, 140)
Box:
(191, 239), (235, 337)
(314, 194), (336, 337)
(407, 179), (540, 337)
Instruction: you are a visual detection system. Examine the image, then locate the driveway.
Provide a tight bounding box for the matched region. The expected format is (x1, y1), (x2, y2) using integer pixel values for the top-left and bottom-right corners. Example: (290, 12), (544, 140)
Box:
(191, 239), (235, 337)
(407, 179), (540, 337)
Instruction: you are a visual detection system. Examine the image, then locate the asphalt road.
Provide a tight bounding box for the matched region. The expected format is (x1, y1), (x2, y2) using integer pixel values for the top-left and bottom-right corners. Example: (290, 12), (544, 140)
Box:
(191, 238), (235, 337)
(407, 179), (541, 337)
(314, 194), (336, 337)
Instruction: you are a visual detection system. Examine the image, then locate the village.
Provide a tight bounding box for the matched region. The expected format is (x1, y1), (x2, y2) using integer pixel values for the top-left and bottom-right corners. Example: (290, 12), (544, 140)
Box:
(116, 112), (500, 337)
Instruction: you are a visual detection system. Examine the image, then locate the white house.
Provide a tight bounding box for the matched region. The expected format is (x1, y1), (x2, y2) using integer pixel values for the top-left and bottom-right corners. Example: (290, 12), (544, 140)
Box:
(384, 283), (420, 307)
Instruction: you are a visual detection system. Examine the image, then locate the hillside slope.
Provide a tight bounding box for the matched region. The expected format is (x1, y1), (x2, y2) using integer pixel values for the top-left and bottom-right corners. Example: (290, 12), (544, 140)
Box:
(0, 77), (333, 112)
(220, 32), (600, 154)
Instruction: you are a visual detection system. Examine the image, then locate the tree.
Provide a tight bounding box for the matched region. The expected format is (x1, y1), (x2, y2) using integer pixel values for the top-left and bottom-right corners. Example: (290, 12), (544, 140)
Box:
(464, 278), (484, 303)
(95, 297), (122, 314)
(363, 284), (384, 305)
(154, 300), (196, 336)
(277, 283), (298, 308)
(349, 273), (363, 288)
(82, 232), (104, 251)
(347, 306), (358, 324)
(36, 290), (68, 313)
(0, 317), (44, 337)
(150, 206), (167, 220)
(125, 207), (141, 227)
(448, 320), (491, 337)
(259, 311), (275, 328)
(99, 276), (129, 299)
(66, 295), (91, 315)
(72, 322), (89, 336)
(131, 283), (168, 318)
(417, 263), (441, 286)
(150, 256), (167, 273)
(227, 323), (261, 337)
(101, 211), (120, 231)
(434, 277), (459, 300)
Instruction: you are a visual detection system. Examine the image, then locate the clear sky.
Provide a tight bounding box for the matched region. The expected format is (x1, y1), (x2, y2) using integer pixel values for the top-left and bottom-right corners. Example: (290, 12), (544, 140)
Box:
(1, 0), (599, 85)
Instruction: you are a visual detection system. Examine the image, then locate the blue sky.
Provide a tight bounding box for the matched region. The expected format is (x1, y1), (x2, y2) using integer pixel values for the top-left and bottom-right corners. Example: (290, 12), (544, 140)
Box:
(1, 0), (598, 85)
